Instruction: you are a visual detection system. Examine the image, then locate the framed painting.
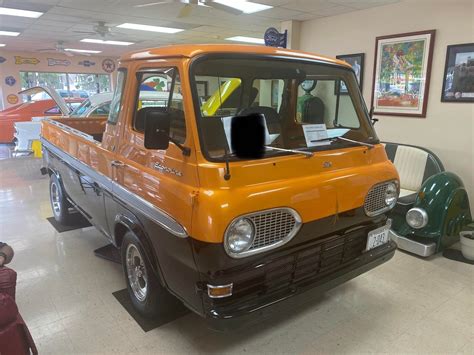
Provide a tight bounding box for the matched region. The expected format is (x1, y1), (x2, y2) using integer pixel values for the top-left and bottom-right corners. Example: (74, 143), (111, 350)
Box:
(335, 53), (365, 94)
(441, 43), (474, 102)
(371, 30), (436, 117)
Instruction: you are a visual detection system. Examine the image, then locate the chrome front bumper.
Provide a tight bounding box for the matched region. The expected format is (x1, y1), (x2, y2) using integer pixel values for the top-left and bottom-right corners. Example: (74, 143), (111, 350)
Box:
(389, 229), (437, 257)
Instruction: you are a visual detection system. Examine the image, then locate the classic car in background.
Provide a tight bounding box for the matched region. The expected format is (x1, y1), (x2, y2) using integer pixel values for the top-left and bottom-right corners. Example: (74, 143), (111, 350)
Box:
(384, 142), (472, 257)
(13, 89), (113, 152)
(0, 88), (83, 143)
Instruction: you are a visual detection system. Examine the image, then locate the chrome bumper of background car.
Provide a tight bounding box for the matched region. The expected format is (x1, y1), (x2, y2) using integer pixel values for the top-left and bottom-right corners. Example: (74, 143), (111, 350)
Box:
(389, 229), (437, 257)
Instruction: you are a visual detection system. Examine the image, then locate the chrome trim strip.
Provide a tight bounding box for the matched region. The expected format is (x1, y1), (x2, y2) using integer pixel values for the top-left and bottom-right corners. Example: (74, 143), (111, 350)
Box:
(388, 229), (436, 257)
(41, 138), (188, 238)
(224, 207), (302, 259)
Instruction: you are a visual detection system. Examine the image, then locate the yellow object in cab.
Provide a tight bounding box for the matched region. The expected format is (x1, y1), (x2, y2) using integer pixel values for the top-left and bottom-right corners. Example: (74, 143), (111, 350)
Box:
(201, 78), (241, 116)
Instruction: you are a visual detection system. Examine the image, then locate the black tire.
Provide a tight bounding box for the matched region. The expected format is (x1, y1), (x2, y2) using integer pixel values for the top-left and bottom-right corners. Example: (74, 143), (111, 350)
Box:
(121, 231), (163, 318)
(49, 174), (73, 225)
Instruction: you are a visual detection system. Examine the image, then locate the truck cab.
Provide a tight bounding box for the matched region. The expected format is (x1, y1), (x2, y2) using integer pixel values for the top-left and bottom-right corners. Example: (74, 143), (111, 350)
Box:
(41, 44), (399, 329)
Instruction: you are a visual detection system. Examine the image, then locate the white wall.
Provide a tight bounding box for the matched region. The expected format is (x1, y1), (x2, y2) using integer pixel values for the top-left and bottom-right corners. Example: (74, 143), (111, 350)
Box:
(299, 0), (474, 202)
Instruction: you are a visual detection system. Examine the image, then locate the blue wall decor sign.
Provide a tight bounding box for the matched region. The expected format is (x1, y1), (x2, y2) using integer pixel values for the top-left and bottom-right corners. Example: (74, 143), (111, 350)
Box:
(264, 27), (287, 48)
(79, 60), (96, 67)
(0, 57), (6, 64)
(5, 76), (16, 86)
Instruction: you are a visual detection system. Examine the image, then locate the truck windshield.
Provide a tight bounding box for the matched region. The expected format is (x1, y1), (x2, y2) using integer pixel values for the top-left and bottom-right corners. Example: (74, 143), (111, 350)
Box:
(191, 55), (378, 161)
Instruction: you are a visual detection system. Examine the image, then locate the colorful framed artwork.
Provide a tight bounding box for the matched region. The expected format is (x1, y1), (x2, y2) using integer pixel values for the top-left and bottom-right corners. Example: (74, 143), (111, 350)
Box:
(335, 53), (364, 94)
(371, 30), (436, 118)
(441, 43), (474, 103)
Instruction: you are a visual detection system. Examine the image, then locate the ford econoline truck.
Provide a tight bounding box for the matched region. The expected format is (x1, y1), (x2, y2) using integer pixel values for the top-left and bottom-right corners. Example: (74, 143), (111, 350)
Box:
(41, 44), (399, 329)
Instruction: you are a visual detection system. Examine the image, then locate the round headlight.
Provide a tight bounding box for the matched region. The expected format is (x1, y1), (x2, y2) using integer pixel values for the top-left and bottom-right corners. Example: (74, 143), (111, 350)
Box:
(225, 218), (255, 255)
(385, 182), (398, 208)
(406, 208), (428, 229)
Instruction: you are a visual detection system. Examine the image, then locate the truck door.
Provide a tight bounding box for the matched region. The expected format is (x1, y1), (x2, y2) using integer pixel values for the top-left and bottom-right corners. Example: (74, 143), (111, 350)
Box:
(110, 63), (200, 306)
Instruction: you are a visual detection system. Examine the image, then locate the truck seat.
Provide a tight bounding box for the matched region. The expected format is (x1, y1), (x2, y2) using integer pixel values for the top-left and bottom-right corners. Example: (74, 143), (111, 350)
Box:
(239, 106), (281, 134)
(383, 142), (444, 210)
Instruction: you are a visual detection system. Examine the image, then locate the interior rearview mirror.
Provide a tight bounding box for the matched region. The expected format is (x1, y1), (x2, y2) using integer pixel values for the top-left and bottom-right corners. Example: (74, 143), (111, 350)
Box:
(231, 113), (265, 159)
(144, 110), (171, 150)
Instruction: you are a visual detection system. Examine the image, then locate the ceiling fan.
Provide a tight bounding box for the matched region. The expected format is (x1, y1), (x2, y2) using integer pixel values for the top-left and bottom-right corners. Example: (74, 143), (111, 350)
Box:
(36, 41), (77, 57)
(134, 0), (243, 17)
(73, 21), (117, 38)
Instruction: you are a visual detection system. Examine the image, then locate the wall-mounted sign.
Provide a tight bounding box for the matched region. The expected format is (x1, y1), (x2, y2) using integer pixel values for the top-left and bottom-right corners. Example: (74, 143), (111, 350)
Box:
(79, 60), (96, 67)
(264, 27), (287, 48)
(14, 56), (40, 65)
(47, 58), (71, 66)
(5, 76), (16, 86)
(7, 94), (18, 105)
(102, 58), (116, 73)
(0, 57), (6, 64)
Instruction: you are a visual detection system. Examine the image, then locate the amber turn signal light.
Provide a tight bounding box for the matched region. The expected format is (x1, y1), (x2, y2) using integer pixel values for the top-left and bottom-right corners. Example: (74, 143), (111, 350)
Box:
(207, 283), (233, 299)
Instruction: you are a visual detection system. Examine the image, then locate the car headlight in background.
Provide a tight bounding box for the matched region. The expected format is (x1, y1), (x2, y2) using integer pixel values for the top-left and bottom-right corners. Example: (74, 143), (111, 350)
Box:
(406, 208), (428, 229)
(224, 218), (255, 255)
(385, 182), (398, 208)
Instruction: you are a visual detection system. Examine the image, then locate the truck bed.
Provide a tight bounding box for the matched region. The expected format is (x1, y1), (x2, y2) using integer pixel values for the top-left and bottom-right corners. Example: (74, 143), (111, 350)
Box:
(49, 116), (108, 142)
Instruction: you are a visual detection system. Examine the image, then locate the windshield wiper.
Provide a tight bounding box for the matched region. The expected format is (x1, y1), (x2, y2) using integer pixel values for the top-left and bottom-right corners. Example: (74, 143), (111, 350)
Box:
(311, 136), (375, 149)
(265, 146), (314, 158)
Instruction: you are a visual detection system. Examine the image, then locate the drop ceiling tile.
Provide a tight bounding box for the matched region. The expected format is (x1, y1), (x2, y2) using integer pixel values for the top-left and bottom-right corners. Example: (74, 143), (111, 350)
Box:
(257, 7), (305, 19)
(314, 5), (357, 17)
(282, 0), (340, 12)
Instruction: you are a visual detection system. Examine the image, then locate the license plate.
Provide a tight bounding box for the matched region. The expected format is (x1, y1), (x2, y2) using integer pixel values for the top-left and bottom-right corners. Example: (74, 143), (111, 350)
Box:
(366, 225), (390, 251)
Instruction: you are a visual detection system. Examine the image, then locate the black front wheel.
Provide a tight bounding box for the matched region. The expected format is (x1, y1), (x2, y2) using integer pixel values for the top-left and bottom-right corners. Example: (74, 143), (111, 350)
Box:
(49, 174), (73, 225)
(121, 232), (164, 318)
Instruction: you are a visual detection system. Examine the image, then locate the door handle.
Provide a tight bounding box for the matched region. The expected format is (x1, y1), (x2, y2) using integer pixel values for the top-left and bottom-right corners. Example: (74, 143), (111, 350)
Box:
(111, 160), (125, 168)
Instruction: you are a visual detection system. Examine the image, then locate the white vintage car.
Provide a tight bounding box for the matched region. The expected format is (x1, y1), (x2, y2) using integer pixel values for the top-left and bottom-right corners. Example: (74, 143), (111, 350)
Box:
(14, 87), (112, 152)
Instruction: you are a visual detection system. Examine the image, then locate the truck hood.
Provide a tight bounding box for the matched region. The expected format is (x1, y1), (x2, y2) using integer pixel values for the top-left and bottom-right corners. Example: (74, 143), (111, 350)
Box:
(192, 144), (399, 243)
(18, 86), (71, 116)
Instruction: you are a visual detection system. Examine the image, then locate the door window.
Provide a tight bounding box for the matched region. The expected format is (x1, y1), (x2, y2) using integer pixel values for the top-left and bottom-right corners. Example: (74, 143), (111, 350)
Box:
(133, 69), (186, 144)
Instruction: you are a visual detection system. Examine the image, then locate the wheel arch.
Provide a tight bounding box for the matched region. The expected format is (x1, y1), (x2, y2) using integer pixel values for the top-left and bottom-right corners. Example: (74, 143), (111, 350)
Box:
(113, 213), (167, 287)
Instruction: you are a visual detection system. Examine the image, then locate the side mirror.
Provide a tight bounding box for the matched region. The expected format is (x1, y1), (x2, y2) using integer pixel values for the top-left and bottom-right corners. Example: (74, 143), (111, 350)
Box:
(231, 113), (265, 159)
(144, 110), (171, 150)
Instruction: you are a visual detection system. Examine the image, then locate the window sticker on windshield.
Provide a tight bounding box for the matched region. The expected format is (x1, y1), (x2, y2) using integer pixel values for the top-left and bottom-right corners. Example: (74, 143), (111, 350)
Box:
(303, 124), (330, 147)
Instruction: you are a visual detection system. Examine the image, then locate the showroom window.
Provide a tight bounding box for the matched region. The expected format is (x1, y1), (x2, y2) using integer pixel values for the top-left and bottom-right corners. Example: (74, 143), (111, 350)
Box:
(20, 71), (111, 100)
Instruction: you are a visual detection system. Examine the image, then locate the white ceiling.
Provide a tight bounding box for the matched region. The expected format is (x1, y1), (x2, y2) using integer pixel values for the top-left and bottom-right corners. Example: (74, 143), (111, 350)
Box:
(0, 0), (399, 56)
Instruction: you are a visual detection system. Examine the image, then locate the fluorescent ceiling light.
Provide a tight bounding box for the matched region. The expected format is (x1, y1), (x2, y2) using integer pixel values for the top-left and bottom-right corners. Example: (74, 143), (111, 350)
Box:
(117, 23), (184, 34)
(226, 36), (264, 44)
(0, 30), (20, 36)
(213, 0), (272, 14)
(0, 7), (43, 18)
(81, 38), (134, 46)
(0, 44), (5, 47)
(65, 48), (102, 54)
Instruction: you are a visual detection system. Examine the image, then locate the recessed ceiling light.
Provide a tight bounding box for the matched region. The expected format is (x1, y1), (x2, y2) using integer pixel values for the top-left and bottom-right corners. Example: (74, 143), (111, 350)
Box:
(213, 0), (272, 14)
(65, 48), (102, 54)
(0, 30), (20, 36)
(0, 44), (5, 47)
(0, 7), (43, 18)
(81, 38), (134, 46)
(117, 23), (184, 34)
(226, 36), (264, 44)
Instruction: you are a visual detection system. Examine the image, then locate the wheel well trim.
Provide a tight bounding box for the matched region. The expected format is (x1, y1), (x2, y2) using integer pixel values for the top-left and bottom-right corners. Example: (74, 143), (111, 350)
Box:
(113, 214), (167, 287)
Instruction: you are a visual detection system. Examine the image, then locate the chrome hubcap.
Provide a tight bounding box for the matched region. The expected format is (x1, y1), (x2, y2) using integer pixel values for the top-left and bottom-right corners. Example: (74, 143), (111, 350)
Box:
(50, 182), (61, 216)
(126, 244), (148, 302)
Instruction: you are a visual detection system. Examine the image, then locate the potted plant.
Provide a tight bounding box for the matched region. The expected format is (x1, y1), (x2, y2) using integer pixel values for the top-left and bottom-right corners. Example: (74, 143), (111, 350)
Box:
(460, 230), (474, 261)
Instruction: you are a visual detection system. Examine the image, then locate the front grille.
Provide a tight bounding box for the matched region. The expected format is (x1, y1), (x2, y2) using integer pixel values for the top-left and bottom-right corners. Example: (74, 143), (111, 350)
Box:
(206, 223), (378, 315)
(365, 182), (391, 216)
(249, 210), (298, 250)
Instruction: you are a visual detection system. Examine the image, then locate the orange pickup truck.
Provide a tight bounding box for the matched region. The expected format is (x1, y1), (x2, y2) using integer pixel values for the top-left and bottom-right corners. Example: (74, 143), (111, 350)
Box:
(41, 44), (399, 329)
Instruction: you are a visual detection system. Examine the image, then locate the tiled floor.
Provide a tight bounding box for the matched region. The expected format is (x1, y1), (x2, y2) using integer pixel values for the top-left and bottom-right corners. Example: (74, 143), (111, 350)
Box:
(1, 156), (473, 354)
